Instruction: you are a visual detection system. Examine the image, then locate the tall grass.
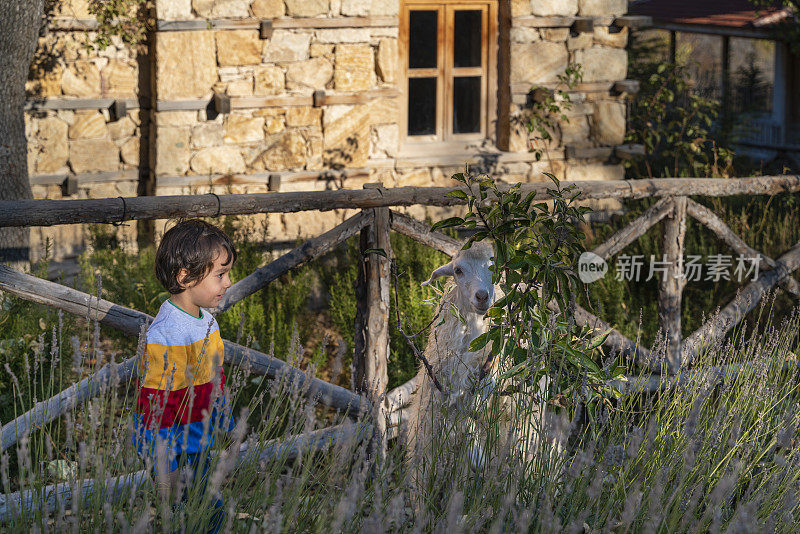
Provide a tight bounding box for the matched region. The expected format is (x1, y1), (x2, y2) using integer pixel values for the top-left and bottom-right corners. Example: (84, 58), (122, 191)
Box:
(3, 285), (800, 531)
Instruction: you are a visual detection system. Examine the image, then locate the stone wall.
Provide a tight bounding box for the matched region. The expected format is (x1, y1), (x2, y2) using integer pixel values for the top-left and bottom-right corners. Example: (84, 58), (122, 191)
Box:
(23, 0), (633, 265)
(25, 0), (146, 263)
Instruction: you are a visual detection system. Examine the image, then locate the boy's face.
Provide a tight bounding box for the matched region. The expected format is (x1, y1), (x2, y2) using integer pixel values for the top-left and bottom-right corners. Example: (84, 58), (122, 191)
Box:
(179, 246), (233, 309)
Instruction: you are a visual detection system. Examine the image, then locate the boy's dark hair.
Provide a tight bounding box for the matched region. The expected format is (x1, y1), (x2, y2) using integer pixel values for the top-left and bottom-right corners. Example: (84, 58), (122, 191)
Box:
(155, 219), (237, 294)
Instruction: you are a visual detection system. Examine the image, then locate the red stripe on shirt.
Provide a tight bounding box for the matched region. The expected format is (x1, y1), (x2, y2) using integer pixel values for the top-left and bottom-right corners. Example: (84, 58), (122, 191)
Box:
(136, 371), (227, 429)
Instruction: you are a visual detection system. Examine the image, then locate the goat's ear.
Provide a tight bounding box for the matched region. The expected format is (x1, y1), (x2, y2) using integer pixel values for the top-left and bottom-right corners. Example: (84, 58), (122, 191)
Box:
(421, 262), (454, 286)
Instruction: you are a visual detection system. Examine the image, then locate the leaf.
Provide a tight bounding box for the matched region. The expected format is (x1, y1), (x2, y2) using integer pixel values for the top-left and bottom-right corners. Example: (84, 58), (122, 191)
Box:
(431, 217), (465, 231)
(468, 332), (490, 352)
(498, 361), (527, 380)
(444, 189), (469, 201)
(586, 329), (612, 350)
(363, 248), (387, 258)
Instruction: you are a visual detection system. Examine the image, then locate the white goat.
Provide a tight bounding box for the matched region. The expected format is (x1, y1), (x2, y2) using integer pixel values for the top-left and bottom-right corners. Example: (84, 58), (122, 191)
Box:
(402, 241), (561, 500)
(402, 243), (504, 486)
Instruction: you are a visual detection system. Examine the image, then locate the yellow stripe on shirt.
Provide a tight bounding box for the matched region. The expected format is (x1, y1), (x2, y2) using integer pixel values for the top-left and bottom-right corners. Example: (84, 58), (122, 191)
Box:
(140, 329), (224, 391)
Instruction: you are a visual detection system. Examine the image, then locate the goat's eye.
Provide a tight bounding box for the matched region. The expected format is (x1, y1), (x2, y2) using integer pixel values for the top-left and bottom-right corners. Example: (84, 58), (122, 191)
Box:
(454, 267), (463, 276)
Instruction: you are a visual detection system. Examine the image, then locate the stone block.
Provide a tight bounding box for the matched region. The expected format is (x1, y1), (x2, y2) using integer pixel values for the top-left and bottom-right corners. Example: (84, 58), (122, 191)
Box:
(286, 107), (322, 127)
(191, 146), (247, 174)
(285, 0), (328, 16)
(251, 0), (284, 17)
(101, 60), (137, 97)
(157, 0), (192, 19)
(310, 43), (334, 57)
(565, 162), (623, 181)
(371, 123), (398, 157)
(366, 97), (399, 124)
(573, 47), (627, 82)
(254, 130), (307, 170)
(510, 27), (540, 43)
(593, 100), (626, 145)
(323, 104), (370, 167)
(55, 0), (92, 17)
(511, 0), (531, 16)
(510, 41), (568, 84)
(542, 28), (569, 41)
(224, 115), (265, 144)
(156, 31), (217, 100)
(216, 30), (262, 66)
(369, 0), (399, 15)
(286, 57), (334, 90)
(254, 66), (285, 95)
(192, 123), (224, 148)
(376, 39), (397, 83)
(108, 117), (137, 140)
(315, 28), (372, 43)
(158, 111), (199, 127)
(265, 116), (286, 133)
(227, 79), (254, 96)
(31, 64), (63, 97)
(395, 168), (432, 187)
(69, 138), (119, 173)
(120, 137), (140, 165)
(69, 111), (108, 139)
(559, 115), (590, 144)
(531, 0), (578, 16)
(62, 61), (101, 98)
(193, 0), (250, 17)
(36, 117), (69, 174)
(334, 44), (375, 91)
(578, 0), (627, 16)
(568, 32), (593, 50)
(341, 0), (397, 15)
(593, 26), (628, 47)
(263, 31), (310, 62)
(155, 127), (191, 175)
(341, 0), (369, 15)
(529, 159), (566, 180)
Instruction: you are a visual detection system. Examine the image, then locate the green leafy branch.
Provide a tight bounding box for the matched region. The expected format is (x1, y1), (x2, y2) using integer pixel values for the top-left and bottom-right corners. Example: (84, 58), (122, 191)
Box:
(432, 168), (625, 427)
(87, 0), (152, 50)
(525, 63), (583, 167)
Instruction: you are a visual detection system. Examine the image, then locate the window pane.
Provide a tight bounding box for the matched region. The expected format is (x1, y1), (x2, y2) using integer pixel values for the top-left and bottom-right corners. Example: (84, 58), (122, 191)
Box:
(454, 10), (482, 68)
(409, 11), (438, 69)
(408, 77), (437, 135)
(453, 76), (481, 134)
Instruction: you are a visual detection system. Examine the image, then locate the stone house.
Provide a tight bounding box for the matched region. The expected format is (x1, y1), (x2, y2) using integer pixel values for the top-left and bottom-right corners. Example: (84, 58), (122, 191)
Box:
(24, 0), (638, 265)
(630, 0), (800, 159)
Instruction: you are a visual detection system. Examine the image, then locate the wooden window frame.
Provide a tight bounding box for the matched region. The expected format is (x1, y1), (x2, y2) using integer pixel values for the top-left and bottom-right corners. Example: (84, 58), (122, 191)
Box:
(399, 0), (498, 151)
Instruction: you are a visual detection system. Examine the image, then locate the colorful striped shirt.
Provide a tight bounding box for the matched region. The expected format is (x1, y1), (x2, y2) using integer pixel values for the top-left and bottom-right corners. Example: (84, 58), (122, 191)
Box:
(133, 299), (234, 473)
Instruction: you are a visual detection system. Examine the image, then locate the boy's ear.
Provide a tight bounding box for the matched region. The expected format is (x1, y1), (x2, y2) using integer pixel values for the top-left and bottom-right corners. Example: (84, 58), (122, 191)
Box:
(176, 268), (190, 289)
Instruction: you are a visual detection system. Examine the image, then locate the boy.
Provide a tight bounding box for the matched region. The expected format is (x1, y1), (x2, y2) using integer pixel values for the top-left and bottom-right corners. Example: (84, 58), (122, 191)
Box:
(132, 219), (236, 532)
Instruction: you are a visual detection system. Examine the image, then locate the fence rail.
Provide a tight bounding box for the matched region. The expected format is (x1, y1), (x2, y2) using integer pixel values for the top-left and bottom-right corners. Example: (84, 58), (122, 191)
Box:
(2, 176), (800, 518)
(3, 176), (800, 228)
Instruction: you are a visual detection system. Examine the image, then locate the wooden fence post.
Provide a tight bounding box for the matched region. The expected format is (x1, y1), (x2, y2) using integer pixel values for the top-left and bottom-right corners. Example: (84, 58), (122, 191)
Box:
(659, 196), (687, 373)
(353, 183), (391, 469)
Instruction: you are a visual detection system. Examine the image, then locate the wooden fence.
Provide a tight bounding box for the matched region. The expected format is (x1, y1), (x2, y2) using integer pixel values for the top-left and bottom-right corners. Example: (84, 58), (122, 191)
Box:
(1, 175), (800, 519)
